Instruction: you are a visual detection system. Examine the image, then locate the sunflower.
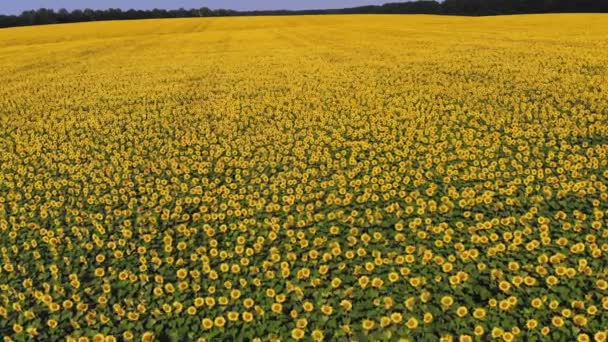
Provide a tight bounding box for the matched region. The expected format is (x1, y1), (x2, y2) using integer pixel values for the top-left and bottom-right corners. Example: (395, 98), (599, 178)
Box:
(291, 328), (305, 340)
(406, 318), (418, 329)
(362, 319), (375, 331)
(202, 318), (213, 330)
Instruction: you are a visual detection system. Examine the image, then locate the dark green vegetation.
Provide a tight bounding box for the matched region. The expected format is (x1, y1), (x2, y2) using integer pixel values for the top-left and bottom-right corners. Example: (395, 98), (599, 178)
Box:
(1, 0), (607, 29)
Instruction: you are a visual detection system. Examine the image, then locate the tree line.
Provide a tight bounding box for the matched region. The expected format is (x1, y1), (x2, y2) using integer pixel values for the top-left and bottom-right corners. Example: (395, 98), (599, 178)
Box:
(1, 0), (607, 29)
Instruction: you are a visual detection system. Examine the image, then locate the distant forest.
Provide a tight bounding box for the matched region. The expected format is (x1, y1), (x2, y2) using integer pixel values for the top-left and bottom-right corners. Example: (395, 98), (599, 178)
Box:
(1, 0), (607, 29)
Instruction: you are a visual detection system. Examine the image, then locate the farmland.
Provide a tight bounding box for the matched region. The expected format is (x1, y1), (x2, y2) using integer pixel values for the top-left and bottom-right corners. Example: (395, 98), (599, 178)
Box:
(0, 14), (607, 341)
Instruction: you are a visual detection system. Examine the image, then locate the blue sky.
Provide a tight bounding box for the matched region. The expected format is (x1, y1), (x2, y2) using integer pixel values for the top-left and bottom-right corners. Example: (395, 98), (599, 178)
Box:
(0, 1), (393, 14)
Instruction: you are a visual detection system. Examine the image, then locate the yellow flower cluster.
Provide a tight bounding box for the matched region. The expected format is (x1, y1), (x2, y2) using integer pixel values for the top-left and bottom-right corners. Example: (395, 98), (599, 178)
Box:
(0, 14), (607, 341)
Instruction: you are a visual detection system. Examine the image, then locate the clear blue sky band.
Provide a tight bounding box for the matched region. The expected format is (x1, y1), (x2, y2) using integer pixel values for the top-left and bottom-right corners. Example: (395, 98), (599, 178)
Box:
(1, 0), (388, 15)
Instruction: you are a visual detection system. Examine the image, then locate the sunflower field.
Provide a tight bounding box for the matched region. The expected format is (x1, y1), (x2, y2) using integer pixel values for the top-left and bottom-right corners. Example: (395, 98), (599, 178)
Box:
(0, 14), (608, 342)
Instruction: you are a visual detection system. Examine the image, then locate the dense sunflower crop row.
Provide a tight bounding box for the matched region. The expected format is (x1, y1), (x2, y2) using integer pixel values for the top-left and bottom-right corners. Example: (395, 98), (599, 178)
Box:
(1, 14), (608, 342)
